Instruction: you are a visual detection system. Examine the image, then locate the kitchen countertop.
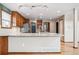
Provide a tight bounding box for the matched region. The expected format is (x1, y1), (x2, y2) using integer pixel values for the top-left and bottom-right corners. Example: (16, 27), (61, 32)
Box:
(0, 32), (60, 37)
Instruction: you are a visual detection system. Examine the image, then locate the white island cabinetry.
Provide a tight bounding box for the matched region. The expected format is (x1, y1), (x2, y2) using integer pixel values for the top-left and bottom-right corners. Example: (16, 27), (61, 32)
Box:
(8, 33), (61, 52)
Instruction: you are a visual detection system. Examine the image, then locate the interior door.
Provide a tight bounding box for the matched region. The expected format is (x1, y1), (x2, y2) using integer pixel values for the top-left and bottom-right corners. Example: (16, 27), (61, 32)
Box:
(48, 22), (50, 32)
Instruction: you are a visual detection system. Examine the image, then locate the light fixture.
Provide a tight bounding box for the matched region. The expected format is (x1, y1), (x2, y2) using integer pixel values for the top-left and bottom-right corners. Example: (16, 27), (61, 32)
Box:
(39, 15), (45, 19)
(40, 13), (43, 16)
(19, 5), (31, 13)
(26, 13), (30, 15)
(32, 20), (36, 23)
(57, 10), (61, 13)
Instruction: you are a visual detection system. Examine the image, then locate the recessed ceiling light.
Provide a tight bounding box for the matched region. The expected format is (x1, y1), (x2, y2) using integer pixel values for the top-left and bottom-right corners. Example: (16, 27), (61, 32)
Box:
(50, 17), (52, 19)
(57, 10), (61, 13)
(40, 13), (43, 15)
(26, 13), (30, 15)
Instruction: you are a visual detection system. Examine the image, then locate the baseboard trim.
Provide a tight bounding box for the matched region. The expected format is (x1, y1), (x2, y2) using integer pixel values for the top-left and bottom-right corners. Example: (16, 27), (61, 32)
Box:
(64, 41), (79, 43)
(8, 52), (61, 55)
(64, 42), (73, 43)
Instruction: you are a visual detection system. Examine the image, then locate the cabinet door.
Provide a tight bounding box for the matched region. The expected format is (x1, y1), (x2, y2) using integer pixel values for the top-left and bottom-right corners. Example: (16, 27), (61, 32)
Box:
(16, 13), (20, 27)
(12, 11), (26, 27)
(20, 16), (23, 27)
(0, 36), (8, 55)
(0, 38), (2, 54)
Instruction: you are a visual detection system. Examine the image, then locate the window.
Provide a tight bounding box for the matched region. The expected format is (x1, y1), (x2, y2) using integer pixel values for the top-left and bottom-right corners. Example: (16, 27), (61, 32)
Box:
(2, 10), (11, 28)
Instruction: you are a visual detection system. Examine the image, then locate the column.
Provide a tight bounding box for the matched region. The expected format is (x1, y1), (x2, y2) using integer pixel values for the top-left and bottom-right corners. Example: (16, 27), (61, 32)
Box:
(73, 8), (78, 48)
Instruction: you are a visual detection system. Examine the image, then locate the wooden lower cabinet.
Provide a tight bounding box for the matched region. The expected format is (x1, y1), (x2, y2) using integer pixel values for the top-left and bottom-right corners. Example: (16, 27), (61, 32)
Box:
(0, 36), (8, 55)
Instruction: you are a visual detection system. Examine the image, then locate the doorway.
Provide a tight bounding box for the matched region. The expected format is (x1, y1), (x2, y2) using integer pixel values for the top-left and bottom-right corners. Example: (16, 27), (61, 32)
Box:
(44, 22), (50, 32)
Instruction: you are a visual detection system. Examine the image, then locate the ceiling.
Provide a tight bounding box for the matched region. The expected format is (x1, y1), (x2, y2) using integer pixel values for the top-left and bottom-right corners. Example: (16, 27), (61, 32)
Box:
(2, 3), (79, 20)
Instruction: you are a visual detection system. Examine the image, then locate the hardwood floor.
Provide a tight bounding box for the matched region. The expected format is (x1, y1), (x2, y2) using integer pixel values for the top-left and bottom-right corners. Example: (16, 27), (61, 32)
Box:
(61, 42), (79, 55)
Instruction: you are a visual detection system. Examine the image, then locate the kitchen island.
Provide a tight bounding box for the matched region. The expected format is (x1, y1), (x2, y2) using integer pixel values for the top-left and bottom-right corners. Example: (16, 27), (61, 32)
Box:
(7, 33), (61, 54)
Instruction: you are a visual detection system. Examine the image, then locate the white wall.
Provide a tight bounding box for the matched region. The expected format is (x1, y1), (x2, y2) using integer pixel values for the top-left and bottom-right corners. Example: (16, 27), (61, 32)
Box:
(64, 10), (74, 42)
(59, 20), (64, 36)
(50, 21), (56, 33)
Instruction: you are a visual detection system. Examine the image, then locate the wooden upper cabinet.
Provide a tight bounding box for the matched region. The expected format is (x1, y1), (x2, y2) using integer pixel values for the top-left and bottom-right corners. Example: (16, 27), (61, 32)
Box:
(20, 16), (25, 27)
(11, 11), (26, 27)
